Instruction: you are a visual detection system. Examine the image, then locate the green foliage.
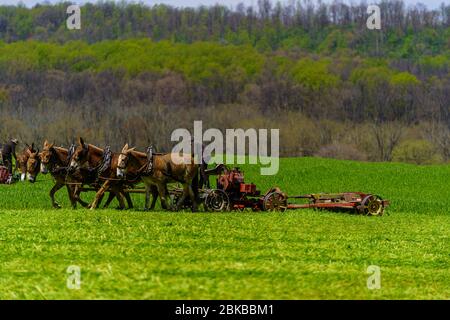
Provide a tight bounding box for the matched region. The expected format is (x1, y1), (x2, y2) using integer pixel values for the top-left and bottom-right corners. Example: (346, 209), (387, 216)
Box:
(392, 140), (442, 165)
(390, 72), (420, 87)
(0, 39), (264, 81)
(350, 65), (392, 86)
(419, 55), (449, 71)
(318, 29), (352, 54)
(290, 58), (339, 90)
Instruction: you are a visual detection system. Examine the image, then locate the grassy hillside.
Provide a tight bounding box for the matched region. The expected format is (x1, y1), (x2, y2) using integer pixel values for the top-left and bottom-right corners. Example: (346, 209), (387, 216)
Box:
(0, 157), (449, 299)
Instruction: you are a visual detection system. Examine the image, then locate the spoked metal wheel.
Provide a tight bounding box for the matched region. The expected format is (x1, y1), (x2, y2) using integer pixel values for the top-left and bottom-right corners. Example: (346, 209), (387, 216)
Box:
(204, 189), (230, 212)
(359, 195), (384, 216)
(263, 191), (288, 212)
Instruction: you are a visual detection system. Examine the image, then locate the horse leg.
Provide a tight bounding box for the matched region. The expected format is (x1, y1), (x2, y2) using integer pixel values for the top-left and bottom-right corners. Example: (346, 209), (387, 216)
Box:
(180, 182), (197, 212)
(109, 186), (126, 210)
(50, 182), (64, 209)
(70, 185), (90, 209)
(96, 192), (106, 208)
(143, 185), (158, 211)
(190, 168), (200, 211)
(187, 182), (198, 212)
(90, 180), (111, 210)
(66, 185), (78, 209)
(144, 185), (151, 211)
(150, 185), (158, 210)
(75, 188), (90, 208)
(157, 183), (172, 211)
(116, 190), (126, 210)
(103, 192), (116, 209)
(176, 184), (190, 211)
(124, 190), (133, 209)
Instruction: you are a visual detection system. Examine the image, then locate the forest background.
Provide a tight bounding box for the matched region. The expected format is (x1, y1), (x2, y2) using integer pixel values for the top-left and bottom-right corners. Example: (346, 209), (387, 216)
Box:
(0, 0), (448, 164)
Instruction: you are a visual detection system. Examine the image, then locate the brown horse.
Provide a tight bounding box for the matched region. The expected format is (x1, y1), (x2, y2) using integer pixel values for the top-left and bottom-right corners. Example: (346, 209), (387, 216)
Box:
(17, 143), (37, 182)
(41, 140), (131, 209)
(68, 137), (139, 210)
(116, 144), (199, 211)
(26, 148), (41, 183)
(40, 140), (92, 208)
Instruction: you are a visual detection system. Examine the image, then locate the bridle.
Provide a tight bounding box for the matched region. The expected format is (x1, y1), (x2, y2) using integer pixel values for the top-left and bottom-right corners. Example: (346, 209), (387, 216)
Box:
(118, 152), (129, 170)
(118, 146), (154, 175)
(27, 153), (40, 175)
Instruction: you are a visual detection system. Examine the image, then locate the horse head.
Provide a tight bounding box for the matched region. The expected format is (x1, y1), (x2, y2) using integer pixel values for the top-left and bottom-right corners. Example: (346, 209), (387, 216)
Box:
(26, 149), (40, 183)
(69, 137), (90, 172)
(117, 143), (136, 179)
(40, 140), (55, 174)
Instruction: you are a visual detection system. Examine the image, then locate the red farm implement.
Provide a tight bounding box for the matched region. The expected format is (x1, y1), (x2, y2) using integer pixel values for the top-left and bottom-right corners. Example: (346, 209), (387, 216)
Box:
(187, 166), (389, 216)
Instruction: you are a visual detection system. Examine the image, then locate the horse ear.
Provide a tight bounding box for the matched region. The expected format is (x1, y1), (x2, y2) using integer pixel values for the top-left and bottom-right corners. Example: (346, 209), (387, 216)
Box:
(122, 144), (129, 153)
(31, 143), (35, 151)
(129, 147), (136, 152)
(26, 143), (30, 149)
(49, 142), (55, 149)
(78, 137), (84, 147)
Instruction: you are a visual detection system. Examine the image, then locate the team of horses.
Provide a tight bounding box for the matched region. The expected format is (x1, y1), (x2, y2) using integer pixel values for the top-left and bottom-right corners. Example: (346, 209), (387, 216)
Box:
(18, 138), (201, 211)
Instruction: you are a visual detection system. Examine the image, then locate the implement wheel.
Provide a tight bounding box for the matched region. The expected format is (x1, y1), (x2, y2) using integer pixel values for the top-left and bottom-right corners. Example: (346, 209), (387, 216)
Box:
(359, 195), (384, 216)
(263, 191), (288, 212)
(204, 189), (230, 212)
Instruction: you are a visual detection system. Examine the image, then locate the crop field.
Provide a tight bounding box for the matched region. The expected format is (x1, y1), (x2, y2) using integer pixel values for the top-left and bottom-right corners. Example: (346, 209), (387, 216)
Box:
(0, 157), (449, 299)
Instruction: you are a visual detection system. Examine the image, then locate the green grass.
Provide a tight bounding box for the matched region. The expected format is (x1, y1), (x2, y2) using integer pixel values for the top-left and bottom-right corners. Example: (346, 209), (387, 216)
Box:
(0, 157), (449, 299)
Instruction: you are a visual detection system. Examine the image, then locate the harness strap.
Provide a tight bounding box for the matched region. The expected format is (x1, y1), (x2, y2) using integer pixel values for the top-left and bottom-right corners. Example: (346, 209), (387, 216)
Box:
(96, 146), (112, 180)
(66, 144), (76, 166)
(145, 145), (154, 175)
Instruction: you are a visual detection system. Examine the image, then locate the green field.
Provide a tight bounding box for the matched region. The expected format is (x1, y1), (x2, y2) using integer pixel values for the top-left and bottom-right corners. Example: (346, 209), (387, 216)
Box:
(0, 157), (449, 299)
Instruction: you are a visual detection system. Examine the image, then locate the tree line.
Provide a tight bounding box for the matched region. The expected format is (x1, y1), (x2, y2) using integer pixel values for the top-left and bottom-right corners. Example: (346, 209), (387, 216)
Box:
(0, 1), (448, 164)
(0, 0), (448, 56)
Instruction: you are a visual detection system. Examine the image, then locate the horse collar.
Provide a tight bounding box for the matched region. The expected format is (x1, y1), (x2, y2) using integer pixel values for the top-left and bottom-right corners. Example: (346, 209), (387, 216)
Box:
(145, 146), (154, 175)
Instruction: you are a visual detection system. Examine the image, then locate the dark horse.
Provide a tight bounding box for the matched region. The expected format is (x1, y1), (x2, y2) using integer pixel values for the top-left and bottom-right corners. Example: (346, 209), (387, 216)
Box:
(68, 137), (140, 210)
(116, 143), (199, 211)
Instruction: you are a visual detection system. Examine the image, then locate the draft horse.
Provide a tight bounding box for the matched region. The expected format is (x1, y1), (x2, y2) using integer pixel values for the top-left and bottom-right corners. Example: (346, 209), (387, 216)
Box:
(41, 140), (126, 209)
(17, 143), (38, 182)
(116, 144), (199, 211)
(68, 138), (137, 210)
(40, 140), (92, 209)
